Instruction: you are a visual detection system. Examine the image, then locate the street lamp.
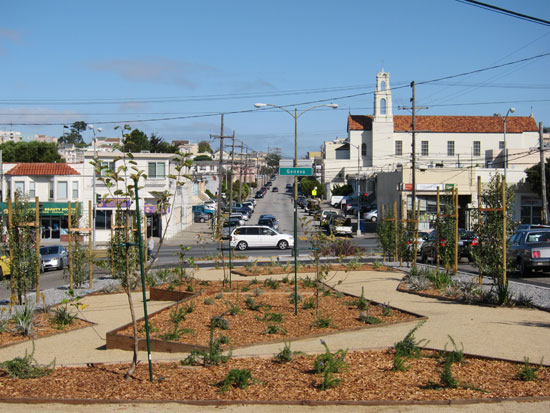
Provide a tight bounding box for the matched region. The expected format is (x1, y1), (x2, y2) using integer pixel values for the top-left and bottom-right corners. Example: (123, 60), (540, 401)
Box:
(88, 124), (102, 247)
(494, 108), (515, 181)
(347, 142), (362, 236)
(254, 102), (338, 315)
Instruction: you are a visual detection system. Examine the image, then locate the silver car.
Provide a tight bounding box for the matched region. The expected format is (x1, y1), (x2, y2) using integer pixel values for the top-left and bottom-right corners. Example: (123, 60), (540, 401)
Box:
(508, 229), (550, 276)
(40, 245), (69, 272)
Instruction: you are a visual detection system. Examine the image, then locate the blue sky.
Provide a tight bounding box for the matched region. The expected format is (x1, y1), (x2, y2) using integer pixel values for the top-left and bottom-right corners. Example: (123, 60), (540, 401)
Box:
(1, 0), (549, 157)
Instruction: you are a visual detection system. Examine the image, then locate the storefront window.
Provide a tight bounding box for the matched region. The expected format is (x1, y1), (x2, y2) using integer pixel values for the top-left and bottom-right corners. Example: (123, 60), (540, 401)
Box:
(95, 210), (112, 230)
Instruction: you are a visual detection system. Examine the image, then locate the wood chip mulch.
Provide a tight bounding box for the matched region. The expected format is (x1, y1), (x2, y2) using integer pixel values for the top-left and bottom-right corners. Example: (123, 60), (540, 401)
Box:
(232, 263), (396, 277)
(0, 312), (92, 348)
(118, 280), (416, 348)
(0, 350), (548, 402)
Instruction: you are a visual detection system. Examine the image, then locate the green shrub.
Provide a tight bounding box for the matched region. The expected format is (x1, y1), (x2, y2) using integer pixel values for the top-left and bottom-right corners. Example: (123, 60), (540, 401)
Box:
(50, 306), (77, 329)
(311, 315), (334, 329)
(0, 343), (55, 379)
(217, 368), (255, 393)
(265, 324), (287, 335)
(359, 311), (381, 325)
(314, 340), (347, 391)
(303, 297), (315, 310)
(394, 321), (427, 360)
(517, 357), (543, 382)
(210, 315), (230, 330)
(13, 302), (35, 336)
(203, 298), (214, 305)
(273, 342), (303, 363)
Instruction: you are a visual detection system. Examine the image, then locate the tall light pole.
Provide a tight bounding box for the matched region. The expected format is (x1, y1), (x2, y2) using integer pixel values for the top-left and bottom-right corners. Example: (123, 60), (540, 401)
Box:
(254, 102), (338, 315)
(495, 108), (515, 181)
(88, 124), (102, 247)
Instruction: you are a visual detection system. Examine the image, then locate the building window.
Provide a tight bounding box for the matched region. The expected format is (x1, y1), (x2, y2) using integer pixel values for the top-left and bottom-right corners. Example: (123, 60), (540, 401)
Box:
(148, 162), (166, 178)
(421, 141), (429, 156)
(473, 141), (481, 157)
(57, 181), (68, 199)
(99, 161), (115, 176)
(447, 141), (455, 157)
(49, 181), (54, 200)
(361, 143), (367, 156)
(380, 98), (386, 115)
(395, 140), (403, 156)
(29, 181), (35, 198)
(95, 210), (112, 230)
(15, 181), (25, 195)
(499, 141), (505, 150)
(72, 182), (79, 199)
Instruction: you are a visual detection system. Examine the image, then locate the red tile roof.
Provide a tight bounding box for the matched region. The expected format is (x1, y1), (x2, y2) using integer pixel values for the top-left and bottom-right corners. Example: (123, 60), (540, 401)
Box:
(6, 163), (80, 176)
(348, 114), (538, 133)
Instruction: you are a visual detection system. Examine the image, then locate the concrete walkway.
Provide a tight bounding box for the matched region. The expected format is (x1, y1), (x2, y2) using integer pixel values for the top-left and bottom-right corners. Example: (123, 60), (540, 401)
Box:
(1, 267), (549, 409)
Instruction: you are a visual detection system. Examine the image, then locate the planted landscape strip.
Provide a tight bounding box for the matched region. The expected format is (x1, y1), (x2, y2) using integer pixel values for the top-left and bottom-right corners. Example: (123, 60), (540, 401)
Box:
(106, 280), (423, 354)
(0, 312), (95, 349)
(0, 349), (549, 402)
(231, 263), (397, 277)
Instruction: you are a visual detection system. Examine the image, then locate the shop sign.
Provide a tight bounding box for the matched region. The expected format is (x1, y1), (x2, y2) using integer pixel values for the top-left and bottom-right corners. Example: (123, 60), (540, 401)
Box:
(97, 198), (131, 208)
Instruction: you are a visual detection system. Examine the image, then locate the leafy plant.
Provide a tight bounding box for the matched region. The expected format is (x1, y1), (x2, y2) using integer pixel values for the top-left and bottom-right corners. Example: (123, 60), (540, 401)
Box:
(217, 368), (255, 393)
(13, 302), (35, 336)
(264, 278), (280, 290)
(394, 321), (427, 360)
(359, 311), (381, 325)
(311, 315), (334, 329)
(313, 340), (347, 391)
(210, 315), (230, 330)
(303, 297), (315, 310)
(0, 343), (55, 378)
(50, 306), (77, 329)
(203, 298), (214, 305)
(517, 357), (543, 382)
(301, 276), (316, 288)
(244, 296), (261, 311)
(443, 335), (464, 364)
(263, 312), (283, 323)
(265, 324), (287, 335)
(225, 301), (241, 316)
(273, 342), (303, 363)
(350, 286), (368, 310)
(379, 302), (392, 317)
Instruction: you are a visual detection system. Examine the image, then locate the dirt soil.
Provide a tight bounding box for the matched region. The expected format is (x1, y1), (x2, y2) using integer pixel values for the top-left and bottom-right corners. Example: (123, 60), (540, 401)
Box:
(232, 263), (396, 277)
(119, 280), (416, 347)
(0, 312), (92, 348)
(0, 350), (548, 402)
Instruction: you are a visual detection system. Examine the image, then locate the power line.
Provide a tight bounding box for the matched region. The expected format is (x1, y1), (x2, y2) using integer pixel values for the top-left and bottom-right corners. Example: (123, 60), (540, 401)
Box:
(456, 0), (550, 26)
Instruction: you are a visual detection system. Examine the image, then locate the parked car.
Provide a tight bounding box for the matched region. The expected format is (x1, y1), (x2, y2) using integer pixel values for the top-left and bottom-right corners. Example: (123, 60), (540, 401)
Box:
(246, 198), (257, 207)
(258, 214), (278, 229)
(508, 229), (550, 276)
(286, 183), (293, 191)
(318, 210), (338, 226)
(40, 245), (69, 272)
(305, 199), (321, 215)
(272, 187), (279, 192)
(242, 201), (255, 212)
(514, 224), (550, 232)
(297, 195), (307, 208)
(326, 215), (353, 237)
(192, 204), (215, 215)
(222, 219), (242, 239)
(229, 213), (246, 225)
(255, 190), (264, 199)
(258, 217), (279, 231)
(363, 209), (378, 222)
(330, 195), (345, 207)
(420, 229), (478, 264)
(194, 212), (212, 223)
(407, 231), (430, 255)
(232, 207), (252, 220)
(0, 253), (10, 279)
(230, 226), (293, 251)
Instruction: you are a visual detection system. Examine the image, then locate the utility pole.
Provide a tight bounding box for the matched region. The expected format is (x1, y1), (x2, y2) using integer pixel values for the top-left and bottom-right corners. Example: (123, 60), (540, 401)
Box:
(228, 130), (236, 284)
(398, 82), (428, 219)
(540, 122), (549, 224)
(210, 114), (232, 232)
(238, 142), (244, 203)
(245, 146), (249, 199)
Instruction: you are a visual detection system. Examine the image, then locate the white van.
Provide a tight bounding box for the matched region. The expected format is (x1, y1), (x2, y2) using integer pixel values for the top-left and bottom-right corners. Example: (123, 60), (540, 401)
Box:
(230, 226), (293, 251)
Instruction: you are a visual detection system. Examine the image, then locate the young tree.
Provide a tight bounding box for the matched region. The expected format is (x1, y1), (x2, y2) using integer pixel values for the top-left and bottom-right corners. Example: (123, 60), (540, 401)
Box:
(525, 158), (550, 206)
(473, 174), (517, 304)
(92, 125), (192, 378)
(7, 193), (39, 305)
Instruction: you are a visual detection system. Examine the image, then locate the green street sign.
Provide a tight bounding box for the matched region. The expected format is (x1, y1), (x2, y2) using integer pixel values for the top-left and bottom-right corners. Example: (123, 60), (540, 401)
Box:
(279, 167), (313, 176)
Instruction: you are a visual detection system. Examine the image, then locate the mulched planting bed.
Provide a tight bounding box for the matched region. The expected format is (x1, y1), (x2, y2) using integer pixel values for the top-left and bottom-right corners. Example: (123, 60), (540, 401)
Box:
(116, 280), (417, 349)
(0, 349), (549, 402)
(0, 312), (92, 348)
(232, 263), (396, 277)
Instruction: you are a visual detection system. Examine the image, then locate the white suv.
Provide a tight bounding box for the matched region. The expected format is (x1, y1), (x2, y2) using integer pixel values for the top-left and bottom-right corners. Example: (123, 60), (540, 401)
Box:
(230, 225), (294, 251)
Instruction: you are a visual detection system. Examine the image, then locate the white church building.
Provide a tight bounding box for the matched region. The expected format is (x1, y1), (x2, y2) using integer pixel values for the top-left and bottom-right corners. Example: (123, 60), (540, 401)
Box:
(321, 70), (543, 228)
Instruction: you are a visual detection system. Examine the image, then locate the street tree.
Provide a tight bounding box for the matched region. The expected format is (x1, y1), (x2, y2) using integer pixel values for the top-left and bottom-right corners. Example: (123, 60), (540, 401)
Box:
(525, 158), (550, 206)
(149, 133), (178, 153)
